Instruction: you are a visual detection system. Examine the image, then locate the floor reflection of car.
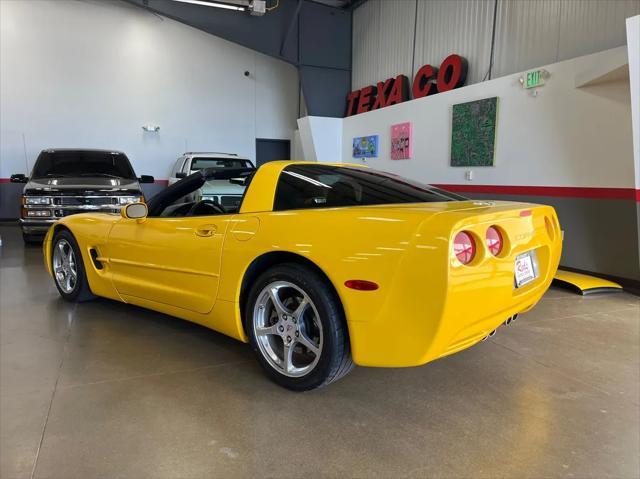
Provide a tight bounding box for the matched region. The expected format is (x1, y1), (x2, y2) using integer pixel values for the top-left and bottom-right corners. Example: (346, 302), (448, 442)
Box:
(169, 152), (255, 212)
(10, 149), (154, 244)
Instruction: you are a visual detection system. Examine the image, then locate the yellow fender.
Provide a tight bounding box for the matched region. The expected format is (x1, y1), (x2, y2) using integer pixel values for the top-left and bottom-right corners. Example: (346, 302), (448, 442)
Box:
(553, 270), (622, 295)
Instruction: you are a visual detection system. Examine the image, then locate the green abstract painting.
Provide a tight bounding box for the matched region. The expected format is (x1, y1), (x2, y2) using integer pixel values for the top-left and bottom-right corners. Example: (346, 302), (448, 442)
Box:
(451, 97), (498, 167)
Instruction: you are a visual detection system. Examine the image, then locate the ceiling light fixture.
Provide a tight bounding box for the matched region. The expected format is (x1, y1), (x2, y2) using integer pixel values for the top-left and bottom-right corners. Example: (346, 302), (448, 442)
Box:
(169, 0), (246, 11)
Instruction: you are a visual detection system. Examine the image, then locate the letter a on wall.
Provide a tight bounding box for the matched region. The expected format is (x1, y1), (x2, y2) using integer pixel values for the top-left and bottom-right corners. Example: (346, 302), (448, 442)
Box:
(390, 122), (412, 160)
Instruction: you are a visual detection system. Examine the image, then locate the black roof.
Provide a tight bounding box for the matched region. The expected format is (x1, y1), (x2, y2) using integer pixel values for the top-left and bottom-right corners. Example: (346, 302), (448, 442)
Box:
(42, 148), (126, 154)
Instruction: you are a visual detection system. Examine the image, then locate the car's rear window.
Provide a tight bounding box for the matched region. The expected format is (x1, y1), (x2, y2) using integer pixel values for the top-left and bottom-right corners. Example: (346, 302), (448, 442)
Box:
(32, 151), (136, 179)
(273, 165), (466, 211)
(191, 158), (254, 171)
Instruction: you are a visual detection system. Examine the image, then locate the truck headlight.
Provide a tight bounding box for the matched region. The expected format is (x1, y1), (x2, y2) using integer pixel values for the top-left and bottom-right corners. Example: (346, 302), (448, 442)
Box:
(24, 196), (52, 205)
(118, 196), (141, 205)
(26, 209), (52, 217)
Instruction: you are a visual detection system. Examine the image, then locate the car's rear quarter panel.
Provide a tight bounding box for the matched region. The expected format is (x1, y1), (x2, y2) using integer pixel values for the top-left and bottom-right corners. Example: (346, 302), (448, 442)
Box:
(217, 206), (434, 332)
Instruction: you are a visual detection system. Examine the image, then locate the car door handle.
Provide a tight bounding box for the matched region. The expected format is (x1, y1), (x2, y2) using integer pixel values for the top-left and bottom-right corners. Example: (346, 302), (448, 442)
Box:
(195, 225), (217, 237)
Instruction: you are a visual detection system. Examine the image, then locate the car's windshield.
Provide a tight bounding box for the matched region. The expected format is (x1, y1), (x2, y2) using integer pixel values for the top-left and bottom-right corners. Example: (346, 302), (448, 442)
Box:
(31, 151), (136, 179)
(190, 158), (253, 171)
(274, 165), (467, 211)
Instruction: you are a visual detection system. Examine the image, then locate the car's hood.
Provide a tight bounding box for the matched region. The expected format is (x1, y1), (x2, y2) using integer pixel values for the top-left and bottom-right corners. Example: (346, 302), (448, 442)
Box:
(200, 180), (246, 196)
(24, 177), (142, 195)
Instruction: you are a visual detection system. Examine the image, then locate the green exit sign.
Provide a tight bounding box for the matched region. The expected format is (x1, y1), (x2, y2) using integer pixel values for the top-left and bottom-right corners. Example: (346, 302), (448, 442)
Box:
(525, 69), (544, 89)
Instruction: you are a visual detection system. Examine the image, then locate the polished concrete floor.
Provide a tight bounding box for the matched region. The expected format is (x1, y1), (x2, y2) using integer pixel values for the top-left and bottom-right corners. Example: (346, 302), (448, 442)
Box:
(0, 224), (639, 479)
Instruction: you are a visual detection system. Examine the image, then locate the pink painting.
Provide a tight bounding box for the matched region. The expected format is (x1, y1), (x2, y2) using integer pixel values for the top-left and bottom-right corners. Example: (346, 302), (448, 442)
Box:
(390, 122), (412, 160)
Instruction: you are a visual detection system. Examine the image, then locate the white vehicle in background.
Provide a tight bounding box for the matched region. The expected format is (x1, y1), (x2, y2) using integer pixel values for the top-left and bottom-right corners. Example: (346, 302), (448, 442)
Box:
(169, 152), (255, 211)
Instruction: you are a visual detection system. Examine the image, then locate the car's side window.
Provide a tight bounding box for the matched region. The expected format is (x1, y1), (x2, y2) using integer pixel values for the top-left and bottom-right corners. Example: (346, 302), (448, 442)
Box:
(156, 194), (227, 218)
(273, 171), (332, 210)
(273, 165), (467, 212)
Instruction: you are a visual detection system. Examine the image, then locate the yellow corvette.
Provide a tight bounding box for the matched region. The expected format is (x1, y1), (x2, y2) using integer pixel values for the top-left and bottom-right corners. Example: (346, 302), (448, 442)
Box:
(43, 162), (562, 390)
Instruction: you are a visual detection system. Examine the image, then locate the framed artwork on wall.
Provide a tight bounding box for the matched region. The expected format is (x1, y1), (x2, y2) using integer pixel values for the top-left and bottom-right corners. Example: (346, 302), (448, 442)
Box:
(390, 122), (412, 160)
(352, 135), (379, 158)
(451, 97), (498, 167)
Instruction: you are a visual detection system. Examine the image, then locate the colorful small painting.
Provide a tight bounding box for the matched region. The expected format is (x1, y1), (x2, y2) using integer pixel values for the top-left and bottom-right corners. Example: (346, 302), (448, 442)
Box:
(352, 135), (379, 158)
(451, 97), (498, 167)
(390, 122), (412, 160)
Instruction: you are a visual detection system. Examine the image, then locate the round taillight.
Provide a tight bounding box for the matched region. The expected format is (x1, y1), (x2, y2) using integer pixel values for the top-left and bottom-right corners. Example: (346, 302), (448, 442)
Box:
(486, 226), (503, 256)
(453, 231), (476, 264)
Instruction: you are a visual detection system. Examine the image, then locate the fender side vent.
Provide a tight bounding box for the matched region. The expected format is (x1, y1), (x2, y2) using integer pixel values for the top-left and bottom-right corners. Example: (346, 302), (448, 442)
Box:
(90, 248), (103, 270)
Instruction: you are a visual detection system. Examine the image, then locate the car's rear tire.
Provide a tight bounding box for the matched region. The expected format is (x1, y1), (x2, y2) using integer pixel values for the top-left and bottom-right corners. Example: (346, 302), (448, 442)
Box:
(246, 263), (354, 391)
(51, 230), (96, 302)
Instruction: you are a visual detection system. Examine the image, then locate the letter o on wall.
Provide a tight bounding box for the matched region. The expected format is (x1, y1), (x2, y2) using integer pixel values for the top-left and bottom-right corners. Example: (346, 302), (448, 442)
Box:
(436, 54), (468, 93)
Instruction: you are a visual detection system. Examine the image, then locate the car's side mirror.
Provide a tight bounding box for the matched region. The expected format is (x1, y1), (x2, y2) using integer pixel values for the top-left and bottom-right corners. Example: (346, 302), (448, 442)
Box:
(138, 175), (155, 184)
(121, 202), (148, 220)
(175, 172), (187, 179)
(10, 173), (28, 183)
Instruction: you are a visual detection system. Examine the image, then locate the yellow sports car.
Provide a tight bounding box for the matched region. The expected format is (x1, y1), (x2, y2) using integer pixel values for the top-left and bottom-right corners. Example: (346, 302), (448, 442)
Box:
(43, 162), (562, 390)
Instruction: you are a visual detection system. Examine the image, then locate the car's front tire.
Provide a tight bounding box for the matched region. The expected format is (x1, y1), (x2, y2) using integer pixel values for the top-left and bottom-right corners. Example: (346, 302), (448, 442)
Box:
(51, 230), (96, 302)
(246, 263), (354, 391)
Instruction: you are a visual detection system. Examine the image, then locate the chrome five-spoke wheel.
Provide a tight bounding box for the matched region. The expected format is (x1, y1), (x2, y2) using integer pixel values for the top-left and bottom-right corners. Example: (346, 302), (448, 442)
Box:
(247, 263), (354, 390)
(50, 230), (96, 302)
(253, 281), (323, 377)
(53, 238), (78, 294)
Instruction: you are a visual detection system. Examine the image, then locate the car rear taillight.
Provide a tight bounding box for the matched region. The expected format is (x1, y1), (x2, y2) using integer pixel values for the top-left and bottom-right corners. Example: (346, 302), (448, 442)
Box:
(453, 231), (476, 264)
(486, 226), (503, 256)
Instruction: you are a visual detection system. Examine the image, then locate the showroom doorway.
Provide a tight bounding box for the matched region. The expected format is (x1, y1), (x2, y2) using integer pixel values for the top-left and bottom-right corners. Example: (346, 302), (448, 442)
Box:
(256, 138), (290, 166)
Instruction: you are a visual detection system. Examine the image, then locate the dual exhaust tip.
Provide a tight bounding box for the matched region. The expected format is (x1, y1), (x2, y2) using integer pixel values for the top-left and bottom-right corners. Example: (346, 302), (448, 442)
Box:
(481, 314), (519, 341)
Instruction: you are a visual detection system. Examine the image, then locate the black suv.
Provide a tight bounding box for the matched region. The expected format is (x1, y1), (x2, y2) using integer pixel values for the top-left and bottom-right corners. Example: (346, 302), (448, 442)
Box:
(11, 149), (154, 243)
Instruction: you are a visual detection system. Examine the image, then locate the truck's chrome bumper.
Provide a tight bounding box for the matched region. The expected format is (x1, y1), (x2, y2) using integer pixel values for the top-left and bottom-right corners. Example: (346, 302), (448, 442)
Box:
(18, 218), (56, 235)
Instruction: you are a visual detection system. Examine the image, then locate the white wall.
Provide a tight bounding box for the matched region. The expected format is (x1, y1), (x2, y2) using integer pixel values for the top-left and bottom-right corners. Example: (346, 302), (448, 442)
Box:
(0, 0), (298, 180)
(297, 116), (343, 163)
(342, 46), (634, 189)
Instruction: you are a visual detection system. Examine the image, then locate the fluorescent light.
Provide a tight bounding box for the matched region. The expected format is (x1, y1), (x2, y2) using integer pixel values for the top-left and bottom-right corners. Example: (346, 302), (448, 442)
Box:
(170, 0), (246, 11)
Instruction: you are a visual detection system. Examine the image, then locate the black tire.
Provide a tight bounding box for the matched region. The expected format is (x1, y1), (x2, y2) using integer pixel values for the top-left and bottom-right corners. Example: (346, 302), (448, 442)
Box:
(22, 233), (43, 245)
(51, 229), (97, 302)
(245, 263), (354, 391)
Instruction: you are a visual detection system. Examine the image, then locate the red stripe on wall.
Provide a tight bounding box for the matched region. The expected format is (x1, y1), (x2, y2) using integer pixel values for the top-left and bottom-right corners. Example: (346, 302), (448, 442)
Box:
(0, 178), (10, 184)
(432, 184), (640, 201)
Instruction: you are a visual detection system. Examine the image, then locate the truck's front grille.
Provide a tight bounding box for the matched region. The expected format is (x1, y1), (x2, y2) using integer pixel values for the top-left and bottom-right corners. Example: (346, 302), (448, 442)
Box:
(54, 196), (117, 207)
(54, 208), (119, 217)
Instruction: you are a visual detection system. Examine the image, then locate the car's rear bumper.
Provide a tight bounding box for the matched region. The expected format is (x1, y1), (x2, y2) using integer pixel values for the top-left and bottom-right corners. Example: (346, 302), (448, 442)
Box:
(348, 277), (550, 367)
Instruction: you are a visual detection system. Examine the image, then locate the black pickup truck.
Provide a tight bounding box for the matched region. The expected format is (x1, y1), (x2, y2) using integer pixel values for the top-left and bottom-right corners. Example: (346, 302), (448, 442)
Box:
(10, 149), (154, 244)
